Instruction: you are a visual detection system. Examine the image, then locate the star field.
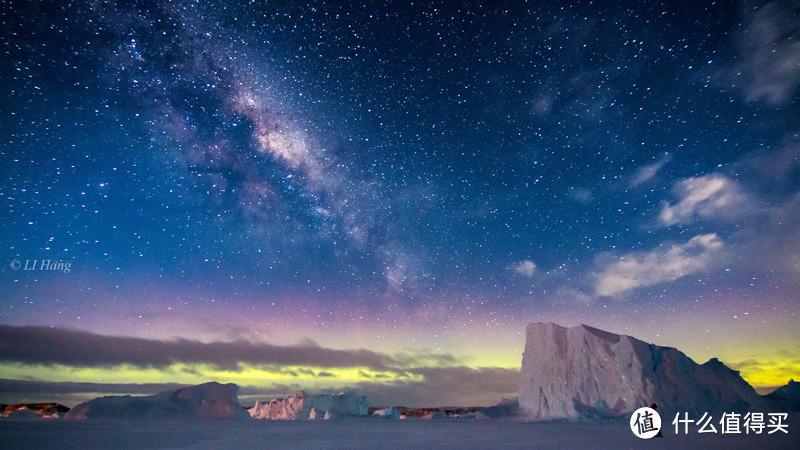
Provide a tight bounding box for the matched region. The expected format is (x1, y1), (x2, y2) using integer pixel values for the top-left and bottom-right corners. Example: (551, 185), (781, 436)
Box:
(0, 0), (798, 403)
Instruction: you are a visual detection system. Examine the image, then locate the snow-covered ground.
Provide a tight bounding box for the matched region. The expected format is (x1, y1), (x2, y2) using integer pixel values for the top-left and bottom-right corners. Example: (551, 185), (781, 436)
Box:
(1, 417), (797, 449)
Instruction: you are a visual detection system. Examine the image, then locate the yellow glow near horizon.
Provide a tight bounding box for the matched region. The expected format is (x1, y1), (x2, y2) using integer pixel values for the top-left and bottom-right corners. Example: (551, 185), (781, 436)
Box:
(0, 349), (795, 394)
(0, 362), (422, 388)
(725, 356), (800, 389)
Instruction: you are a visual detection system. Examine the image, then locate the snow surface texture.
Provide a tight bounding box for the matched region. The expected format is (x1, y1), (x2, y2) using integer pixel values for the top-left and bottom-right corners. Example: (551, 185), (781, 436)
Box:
(247, 392), (368, 420)
(519, 322), (765, 420)
(2, 418), (798, 449)
(65, 382), (249, 421)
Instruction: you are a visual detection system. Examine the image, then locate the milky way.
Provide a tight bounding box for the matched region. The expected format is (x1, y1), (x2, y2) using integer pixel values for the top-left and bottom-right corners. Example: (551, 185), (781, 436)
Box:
(0, 0), (798, 405)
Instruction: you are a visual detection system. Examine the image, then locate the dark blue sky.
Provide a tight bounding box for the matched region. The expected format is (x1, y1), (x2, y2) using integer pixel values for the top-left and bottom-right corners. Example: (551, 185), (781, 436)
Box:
(0, 0), (798, 396)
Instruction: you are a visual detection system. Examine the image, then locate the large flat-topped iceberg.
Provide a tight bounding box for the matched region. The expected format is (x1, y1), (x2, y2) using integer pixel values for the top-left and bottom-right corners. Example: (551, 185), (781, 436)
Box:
(519, 322), (764, 420)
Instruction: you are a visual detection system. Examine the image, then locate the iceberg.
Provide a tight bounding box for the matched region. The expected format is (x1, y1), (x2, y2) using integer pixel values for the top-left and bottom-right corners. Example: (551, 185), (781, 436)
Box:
(65, 382), (248, 421)
(371, 406), (401, 419)
(247, 391), (368, 420)
(519, 322), (765, 420)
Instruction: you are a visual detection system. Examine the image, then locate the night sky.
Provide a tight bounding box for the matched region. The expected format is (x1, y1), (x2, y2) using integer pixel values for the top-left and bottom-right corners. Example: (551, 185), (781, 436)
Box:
(1, 0), (798, 406)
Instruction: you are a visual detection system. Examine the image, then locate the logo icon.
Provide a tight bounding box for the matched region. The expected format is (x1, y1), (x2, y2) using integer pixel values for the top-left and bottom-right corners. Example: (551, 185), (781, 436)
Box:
(630, 406), (662, 439)
(9, 259), (21, 271)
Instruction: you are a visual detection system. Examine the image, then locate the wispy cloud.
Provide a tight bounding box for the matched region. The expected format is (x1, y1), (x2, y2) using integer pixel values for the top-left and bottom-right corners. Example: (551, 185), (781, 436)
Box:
(351, 366), (519, 407)
(732, 192), (800, 285)
(658, 173), (752, 226)
(568, 187), (593, 203)
(511, 260), (537, 278)
(630, 153), (671, 187)
(732, 0), (800, 105)
(653, 144), (799, 285)
(593, 234), (724, 297)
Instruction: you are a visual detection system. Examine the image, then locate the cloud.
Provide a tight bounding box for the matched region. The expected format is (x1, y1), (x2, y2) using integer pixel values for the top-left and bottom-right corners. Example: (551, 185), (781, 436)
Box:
(350, 366), (519, 407)
(568, 187), (593, 203)
(0, 379), (188, 396)
(732, 0), (800, 105)
(0, 366), (520, 408)
(630, 153), (671, 187)
(549, 287), (593, 306)
(0, 325), (456, 371)
(593, 234), (724, 297)
(0, 378), (307, 407)
(735, 140), (800, 192)
(511, 260), (537, 278)
(531, 90), (555, 116)
(732, 192), (800, 285)
(651, 145), (799, 286)
(0, 326), (513, 407)
(658, 174), (752, 226)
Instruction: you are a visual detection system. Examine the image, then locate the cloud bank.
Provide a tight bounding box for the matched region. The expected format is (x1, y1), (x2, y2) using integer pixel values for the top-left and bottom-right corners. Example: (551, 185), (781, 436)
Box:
(0, 326), (517, 408)
(0, 325), (457, 371)
(0, 365), (520, 408)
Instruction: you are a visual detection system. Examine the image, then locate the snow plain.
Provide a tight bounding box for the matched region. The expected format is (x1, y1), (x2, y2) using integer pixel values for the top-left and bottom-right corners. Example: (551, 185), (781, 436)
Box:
(1, 416), (798, 449)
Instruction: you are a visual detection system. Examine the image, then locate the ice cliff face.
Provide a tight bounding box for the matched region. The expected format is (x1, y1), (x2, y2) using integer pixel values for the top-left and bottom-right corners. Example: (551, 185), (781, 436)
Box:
(65, 382), (248, 421)
(247, 392), (368, 420)
(519, 322), (765, 420)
